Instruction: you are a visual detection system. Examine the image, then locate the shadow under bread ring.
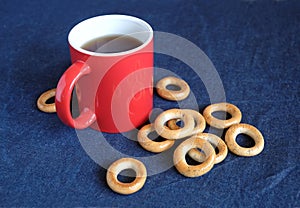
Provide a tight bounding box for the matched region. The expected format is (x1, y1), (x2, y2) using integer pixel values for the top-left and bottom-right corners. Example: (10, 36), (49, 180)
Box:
(203, 102), (242, 129)
(188, 133), (228, 164)
(37, 88), (56, 113)
(173, 136), (216, 177)
(154, 109), (194, 140)
(138, 124), (175, 153)
(156, 76), (190, 101)
(167, 109), (206, 136)
(225, 123), (264, 157)
(106, 158), (147, 195)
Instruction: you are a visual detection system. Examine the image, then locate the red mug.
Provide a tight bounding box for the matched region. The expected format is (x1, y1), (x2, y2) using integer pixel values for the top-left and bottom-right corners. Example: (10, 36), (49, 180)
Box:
(55, 15), (153, 133)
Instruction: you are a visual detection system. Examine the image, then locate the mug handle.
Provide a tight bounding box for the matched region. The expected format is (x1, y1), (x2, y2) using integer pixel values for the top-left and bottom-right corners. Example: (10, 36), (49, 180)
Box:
(55, 60), (96, 129)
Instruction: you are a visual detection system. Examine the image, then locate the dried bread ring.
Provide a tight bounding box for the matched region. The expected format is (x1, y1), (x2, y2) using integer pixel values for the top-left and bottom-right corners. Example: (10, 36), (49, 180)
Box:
(106, 158), (147, 195)
(203, 102), (242, 129)
(156, 76), (190, 101)
(173, 136), (216, 177)
(37, 88), (56, 113)
(225, 123), (264, 157)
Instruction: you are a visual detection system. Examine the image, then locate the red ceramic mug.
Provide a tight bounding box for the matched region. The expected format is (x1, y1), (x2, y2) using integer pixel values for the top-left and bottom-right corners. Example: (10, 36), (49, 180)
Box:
(55, 15), (153, 133)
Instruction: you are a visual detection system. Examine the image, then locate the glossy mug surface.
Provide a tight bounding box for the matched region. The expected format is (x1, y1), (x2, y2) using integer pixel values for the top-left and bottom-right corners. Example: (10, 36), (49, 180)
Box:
(55, 15), (153, 133)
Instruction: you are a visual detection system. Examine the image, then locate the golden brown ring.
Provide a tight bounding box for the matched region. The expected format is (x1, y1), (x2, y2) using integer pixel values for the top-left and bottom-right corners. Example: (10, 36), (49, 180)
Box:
(138, 124), (175, 153)
(156, 76), (190, 101)
(154, 109), (194, 140)
(173, 136), (216, 177)
(37, 88), (56, 113)
(203, 102), (242, 129)
(188, 133), (228, 164)
(167, 109), (206, 136)
(225, 123), (264, 157)
(106, 158), (147, 195)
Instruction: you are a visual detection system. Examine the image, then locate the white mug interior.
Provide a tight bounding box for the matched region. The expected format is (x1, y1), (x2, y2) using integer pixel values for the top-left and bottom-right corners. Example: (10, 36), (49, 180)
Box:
(68, 15), (153, 56)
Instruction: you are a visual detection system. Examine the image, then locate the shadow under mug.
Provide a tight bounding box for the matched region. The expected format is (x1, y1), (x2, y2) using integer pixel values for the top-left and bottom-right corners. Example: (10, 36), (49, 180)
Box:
(55, 15), (153, 133)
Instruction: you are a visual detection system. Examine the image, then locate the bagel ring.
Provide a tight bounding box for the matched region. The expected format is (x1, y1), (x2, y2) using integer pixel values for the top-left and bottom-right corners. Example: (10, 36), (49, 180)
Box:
(156, 76), (190, 101)
(203, 102), (242, 129)
(106, 158), (147, 195)
(37, 88), (56, 113)
(225, 123), (264, 157)
(173, 137), (216, 177)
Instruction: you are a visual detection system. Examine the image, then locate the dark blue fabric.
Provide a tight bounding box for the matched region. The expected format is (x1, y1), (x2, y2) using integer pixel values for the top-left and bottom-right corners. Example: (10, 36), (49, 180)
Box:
(1, 0), (299, 207)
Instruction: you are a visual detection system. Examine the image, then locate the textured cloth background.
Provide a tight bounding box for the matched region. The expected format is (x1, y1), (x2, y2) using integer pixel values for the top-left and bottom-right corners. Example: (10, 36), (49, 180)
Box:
(0, 0), (299, 207)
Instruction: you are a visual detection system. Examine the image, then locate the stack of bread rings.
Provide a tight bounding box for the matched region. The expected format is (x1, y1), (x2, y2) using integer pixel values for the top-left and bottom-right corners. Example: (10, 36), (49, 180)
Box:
(37, 76), (264, 195)
(136, 76), (264, 194)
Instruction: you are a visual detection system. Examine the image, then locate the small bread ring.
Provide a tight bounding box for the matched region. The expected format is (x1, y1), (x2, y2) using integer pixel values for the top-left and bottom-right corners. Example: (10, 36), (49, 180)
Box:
(106, 158), (147, 195)
(167, 109), (206, 136)
(173, 137), (216, 177)
(37, 88), (56, 113)
(154, 109), (194, 140)
(156, 76), (190, 101)
(138, 124), (175, 153)
(225, 123), (264, 157)
(203, 102), (242, 129)
(188, 133), (228, 164)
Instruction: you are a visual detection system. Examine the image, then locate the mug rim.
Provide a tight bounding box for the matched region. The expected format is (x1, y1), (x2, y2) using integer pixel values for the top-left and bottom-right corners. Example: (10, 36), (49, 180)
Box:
(68, 14), (153, 57)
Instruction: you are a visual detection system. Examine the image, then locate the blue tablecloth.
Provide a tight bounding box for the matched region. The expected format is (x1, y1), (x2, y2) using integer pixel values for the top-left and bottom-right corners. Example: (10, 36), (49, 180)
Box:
(1, 0), (299, 207)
